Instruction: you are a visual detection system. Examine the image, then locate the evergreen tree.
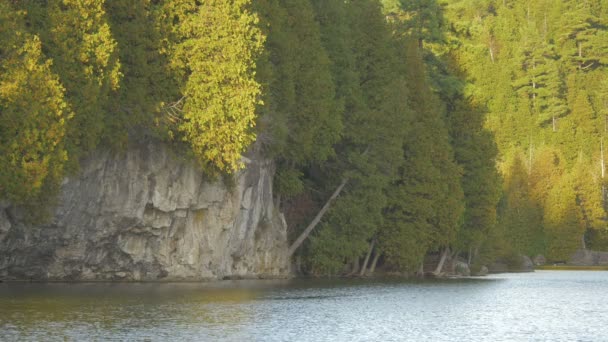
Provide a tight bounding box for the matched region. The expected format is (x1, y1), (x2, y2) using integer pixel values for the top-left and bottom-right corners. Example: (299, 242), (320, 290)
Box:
(254, 0), (342, 195)
(27, 0), (122, 158)
(380, 39), (464, 271)
(0, 3), (72, 205)
(307, 0), (410, 274)
(544, 174), (584, 261)
(103, 0), (174, 144)
(159, 0), (264, 173)
(499, 155), (544, 257)
(450, 100), (502, 260)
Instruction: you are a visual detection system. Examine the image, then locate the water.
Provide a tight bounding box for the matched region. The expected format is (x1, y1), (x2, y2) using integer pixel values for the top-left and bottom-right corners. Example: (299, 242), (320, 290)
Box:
(0, 271), (607, 341)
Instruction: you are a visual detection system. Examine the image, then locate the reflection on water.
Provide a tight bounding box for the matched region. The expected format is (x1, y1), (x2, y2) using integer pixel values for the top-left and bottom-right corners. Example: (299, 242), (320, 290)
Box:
(0, 272), (607, 341)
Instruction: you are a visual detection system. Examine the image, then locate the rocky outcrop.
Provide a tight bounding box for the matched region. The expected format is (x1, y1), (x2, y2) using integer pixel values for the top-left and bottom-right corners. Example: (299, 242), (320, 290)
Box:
(569, 249), (608, 266)
(473, 265), (489, 276)
(533, 254), (546, 266)
(0, 143), (290, 281)
(452, 260), (471, 277)
(518, 255), (534, 272)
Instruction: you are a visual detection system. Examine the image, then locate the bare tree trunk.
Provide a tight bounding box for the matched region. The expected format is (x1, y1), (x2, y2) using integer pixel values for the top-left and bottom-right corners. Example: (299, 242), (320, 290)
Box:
(288, 178), (348, 256)
(532, 58), (537, 108)
(582, 233), (587, 250)
(528, 137), (533, 173)
(359, 238), (376, 277)
(602, 139), (606, 207)
(417, 262), (424, 278)
(467, 246), (473, 266)
(368, 251), (381, 276)
(433, 247), (450, 276)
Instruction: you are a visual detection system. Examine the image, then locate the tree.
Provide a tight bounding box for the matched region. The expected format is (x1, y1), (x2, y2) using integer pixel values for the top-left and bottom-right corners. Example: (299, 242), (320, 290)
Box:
(103, 0), (175, 145)
(380, 39), (464, 273)
(254, 0), (342, 195)
(159, 0), (264, 173)
(558, 1), (608, 71)
(544, 174), (584, 261)
(34, 0), (122, 158)
(499, 154), (544, 257)
(449, 100), (502, 263)
(0, 3), (72, 204)
(305, 0), (410, 274)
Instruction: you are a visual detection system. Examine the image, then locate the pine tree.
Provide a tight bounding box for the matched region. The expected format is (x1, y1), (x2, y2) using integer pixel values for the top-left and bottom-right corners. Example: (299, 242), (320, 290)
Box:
(558, 1), (608, 71)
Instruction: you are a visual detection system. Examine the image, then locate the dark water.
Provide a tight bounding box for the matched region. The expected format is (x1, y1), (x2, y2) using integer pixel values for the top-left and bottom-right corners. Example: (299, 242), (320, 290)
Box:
(0, 271), (607, 341)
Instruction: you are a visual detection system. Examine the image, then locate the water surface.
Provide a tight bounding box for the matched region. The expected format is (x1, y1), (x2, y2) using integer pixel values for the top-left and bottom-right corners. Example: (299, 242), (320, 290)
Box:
(1, 271), (606, 341)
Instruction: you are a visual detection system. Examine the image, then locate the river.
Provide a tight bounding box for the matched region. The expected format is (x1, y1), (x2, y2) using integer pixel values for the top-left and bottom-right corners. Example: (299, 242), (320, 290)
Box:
(0, 271), (606, 341)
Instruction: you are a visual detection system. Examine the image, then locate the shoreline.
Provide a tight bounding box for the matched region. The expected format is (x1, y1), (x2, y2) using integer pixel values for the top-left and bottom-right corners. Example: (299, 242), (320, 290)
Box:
(536, 265), (608, 271)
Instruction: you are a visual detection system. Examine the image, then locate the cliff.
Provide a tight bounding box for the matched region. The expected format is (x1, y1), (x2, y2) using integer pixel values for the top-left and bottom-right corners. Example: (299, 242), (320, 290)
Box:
(0, 143), (290, 281)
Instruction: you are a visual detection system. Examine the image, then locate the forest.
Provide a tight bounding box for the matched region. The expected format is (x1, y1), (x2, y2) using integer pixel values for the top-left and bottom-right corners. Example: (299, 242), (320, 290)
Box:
(0, 0), (607, 276)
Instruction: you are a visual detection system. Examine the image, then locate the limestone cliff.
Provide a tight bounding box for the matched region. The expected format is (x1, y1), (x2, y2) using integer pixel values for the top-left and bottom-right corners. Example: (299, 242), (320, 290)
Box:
(0, 143), (290, 281)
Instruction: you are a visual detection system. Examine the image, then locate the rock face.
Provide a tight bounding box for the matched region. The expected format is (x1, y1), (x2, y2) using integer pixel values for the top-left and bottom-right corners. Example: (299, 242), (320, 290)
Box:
(0, 143), (290, 281)
(518, 255), (534, 272)
(533, 254), (546, 266)
(473, 265), (489, 276)
(569, 249), (608, 266)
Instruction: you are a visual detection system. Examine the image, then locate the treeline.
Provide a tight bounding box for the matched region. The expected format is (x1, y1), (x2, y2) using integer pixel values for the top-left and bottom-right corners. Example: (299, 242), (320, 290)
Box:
(257, 0), (500, 275)
(1, 0), (505, 274)
(446, 0), (608, 261)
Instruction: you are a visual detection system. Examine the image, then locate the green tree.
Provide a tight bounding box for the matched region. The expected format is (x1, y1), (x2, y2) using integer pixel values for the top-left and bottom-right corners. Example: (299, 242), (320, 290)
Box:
(159, 0), (264, 173)
(254, 0), (342, 195)
(558, 0), (608, 71)
(544, 174), (584, 261)
(103, 0), (175, 145)
(0, 3), (72, 204)
(450, 99), (502, 262)
(380, 39), (464, 272)
(35, 0), (122, 158)
(499, 154), (544, 257)
(306, 0), (410, 274)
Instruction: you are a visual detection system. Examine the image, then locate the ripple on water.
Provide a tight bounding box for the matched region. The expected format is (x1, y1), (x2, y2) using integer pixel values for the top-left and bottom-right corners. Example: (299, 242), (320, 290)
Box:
(0, 271), (607, 341)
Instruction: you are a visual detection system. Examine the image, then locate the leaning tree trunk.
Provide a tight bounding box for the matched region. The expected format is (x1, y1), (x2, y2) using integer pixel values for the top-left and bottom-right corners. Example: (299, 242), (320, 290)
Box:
(582, 233), (587, 250)
(368, 251), (381, 276)
(359, 238), (376, 277)
(433, 247), (450, 276)
(287, 178), (348, 257)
